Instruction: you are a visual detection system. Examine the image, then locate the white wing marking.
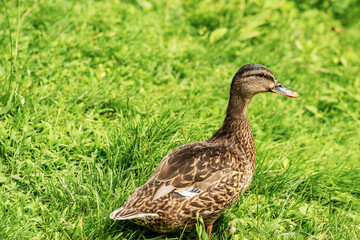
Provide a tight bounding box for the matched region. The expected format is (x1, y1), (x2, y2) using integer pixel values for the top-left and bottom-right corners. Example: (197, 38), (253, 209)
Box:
(175, 186), (202, 198)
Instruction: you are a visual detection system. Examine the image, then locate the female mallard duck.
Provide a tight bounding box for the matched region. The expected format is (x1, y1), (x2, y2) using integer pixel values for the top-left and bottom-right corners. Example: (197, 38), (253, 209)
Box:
(110, 64), (300, 238)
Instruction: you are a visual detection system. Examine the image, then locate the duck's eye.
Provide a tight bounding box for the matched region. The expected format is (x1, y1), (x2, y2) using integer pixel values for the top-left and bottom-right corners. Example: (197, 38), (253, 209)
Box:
(259, 72), (265, 77)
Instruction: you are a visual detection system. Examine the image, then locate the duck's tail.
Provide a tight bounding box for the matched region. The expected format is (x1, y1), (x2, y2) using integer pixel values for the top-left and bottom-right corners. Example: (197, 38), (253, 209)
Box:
(109, 207), (158, 220)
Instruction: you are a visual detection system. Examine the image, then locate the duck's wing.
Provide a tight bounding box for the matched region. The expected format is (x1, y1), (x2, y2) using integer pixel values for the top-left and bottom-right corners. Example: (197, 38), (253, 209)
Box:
(146, 142), (235, 200)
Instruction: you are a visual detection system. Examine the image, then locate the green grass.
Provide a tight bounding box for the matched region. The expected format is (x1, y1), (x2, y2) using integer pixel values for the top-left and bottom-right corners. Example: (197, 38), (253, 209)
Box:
(1, 0), (359, 239)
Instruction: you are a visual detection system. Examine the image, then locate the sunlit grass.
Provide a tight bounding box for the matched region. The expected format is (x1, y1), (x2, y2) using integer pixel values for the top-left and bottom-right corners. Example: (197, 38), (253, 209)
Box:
(0, 0), (359, 239)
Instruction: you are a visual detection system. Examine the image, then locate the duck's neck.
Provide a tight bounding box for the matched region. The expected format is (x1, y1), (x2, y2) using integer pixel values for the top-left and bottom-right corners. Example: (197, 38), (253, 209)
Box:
(208, 94), (255, 163)
(225, 95), (252, 121)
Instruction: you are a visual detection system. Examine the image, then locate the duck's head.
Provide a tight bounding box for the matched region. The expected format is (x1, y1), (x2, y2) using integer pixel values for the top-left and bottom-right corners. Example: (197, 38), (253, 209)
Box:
(231, 64), (300, 99)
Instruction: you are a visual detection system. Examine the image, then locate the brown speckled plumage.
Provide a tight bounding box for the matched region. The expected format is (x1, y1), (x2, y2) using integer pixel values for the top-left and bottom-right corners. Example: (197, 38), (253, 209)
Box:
(110, 64), (300, 233)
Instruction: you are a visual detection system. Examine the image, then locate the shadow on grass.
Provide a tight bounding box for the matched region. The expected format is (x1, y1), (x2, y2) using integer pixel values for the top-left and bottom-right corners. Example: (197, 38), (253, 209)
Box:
(107, 220), (183, 239)
(106, 212), (232, 240)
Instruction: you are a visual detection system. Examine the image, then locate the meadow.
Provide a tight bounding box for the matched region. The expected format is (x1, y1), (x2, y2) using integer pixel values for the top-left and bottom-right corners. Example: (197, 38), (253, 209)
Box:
(0, 0), (359, 239)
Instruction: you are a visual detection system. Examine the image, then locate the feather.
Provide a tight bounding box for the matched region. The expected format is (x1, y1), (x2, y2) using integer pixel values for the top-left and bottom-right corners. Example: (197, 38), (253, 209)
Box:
(175, 186), (202, 198)
(153, 183), (175, 200)
(110, 207), (158, 220)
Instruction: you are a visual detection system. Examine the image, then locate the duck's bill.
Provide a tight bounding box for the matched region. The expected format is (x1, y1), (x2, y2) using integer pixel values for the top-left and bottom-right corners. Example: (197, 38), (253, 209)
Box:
(270, 82), (300, 98)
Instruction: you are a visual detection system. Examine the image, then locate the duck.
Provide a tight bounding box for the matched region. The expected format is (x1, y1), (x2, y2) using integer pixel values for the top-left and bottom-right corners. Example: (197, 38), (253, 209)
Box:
(110, 64), (300, 238)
